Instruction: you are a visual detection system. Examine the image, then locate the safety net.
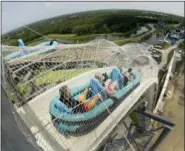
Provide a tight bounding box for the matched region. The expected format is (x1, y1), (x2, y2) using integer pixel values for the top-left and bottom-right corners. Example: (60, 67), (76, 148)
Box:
(2, 39), (159, 151)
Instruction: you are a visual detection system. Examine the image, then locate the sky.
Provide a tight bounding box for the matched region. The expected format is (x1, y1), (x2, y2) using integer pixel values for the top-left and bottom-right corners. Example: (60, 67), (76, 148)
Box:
(2, 2), (184, 34)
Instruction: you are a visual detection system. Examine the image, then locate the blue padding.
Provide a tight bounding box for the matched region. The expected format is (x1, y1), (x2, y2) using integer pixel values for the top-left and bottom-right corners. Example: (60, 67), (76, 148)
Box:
(49, 96), (72, 118)
(57, 122), (80, 132)
(50, 98), (114, 122)
(6, 51), (22, 60)
(38, 41), (58, 46)
(6, 41), (58, 60)
(18, 39), (24, 47)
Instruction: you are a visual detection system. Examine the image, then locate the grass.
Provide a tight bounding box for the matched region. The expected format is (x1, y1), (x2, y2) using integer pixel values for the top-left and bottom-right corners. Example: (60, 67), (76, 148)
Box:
(129, 111), (141, 127)
(158, 69), (166, 82)
(18, 85), (32, 96)
(5, 24), (151, 47)
(27, 26), (148, 46)
(114, 32), (153, 46)
(35, 68), (93, 85)
(5, 87), (14, 101)
(157, 68), (167, 101)
(18, 68), (94, 96)
(3, 39), (18, 46)
(27, 33), (126, 46)
(175, 60), (184, 74)
(158, 49), (174, 82)
(178, 42), (184, 50)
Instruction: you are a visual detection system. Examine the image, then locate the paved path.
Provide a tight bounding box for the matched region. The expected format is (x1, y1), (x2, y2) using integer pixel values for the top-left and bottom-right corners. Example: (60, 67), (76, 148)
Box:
(163, 33), (170, 44)
(158, 38), (184, 69)
(158, 45), (177, 69)
(156, 73), (184, 151)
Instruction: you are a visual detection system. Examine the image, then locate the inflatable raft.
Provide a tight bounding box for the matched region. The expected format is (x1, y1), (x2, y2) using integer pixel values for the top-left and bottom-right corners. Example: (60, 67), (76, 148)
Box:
(49, 67), (141, 136)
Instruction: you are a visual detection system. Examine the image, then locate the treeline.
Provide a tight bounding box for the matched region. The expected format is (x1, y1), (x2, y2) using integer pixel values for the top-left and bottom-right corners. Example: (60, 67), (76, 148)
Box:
(2, 9), (183, 45)
(179, 42), (184, 50)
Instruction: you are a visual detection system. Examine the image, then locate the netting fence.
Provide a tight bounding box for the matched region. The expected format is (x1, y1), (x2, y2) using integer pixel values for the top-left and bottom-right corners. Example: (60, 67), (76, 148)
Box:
(2, 39), (159, 151)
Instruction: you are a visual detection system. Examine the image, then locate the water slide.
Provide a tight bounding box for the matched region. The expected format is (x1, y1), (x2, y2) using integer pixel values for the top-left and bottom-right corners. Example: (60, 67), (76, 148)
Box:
(49, 67), (141, 136)
(4, 41), (160, 151)
(16, 66), (158, 151)
(5, 39), (59, 61)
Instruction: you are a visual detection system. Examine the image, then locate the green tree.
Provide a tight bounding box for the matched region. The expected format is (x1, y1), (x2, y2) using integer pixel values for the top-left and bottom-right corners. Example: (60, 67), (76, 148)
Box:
(101, 24), (110, 33)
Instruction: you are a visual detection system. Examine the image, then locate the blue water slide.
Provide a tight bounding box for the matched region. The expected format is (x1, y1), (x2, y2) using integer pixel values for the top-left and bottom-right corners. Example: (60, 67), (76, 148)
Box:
(18, 39), (25, 47)
(5, 39), (59, 60)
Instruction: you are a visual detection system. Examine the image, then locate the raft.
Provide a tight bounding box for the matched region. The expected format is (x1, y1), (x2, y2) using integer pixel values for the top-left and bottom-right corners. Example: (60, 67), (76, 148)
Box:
(49, 67), (141, 136)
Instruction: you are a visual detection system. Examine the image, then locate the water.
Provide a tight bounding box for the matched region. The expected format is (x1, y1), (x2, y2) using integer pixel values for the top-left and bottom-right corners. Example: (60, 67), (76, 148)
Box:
(131, 27), (148, 37)
(144, 33), (165, 45)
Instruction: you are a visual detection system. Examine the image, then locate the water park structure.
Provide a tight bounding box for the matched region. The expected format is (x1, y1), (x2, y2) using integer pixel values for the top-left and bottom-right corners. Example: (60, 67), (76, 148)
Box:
(2, 39), (176, 151)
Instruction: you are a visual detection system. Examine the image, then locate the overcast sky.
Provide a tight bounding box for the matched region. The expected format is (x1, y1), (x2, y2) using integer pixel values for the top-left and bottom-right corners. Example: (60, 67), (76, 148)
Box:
(2, 2), (184, 34)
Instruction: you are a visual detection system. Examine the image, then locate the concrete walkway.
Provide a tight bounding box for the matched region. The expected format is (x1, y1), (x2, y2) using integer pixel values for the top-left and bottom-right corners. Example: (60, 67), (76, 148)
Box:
(156, 73), (184, 151)
(158, 39), (183, 69)
(158, 45), (177, 69)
